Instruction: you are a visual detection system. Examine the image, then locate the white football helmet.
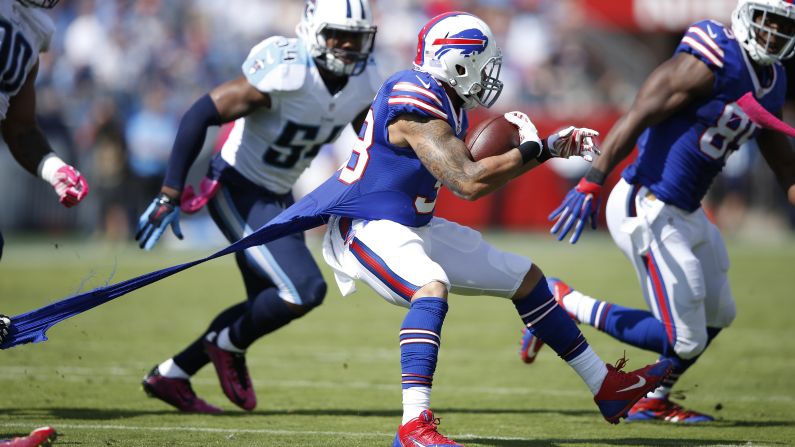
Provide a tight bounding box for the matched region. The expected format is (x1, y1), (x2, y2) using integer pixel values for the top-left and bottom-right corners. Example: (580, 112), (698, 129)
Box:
(413, 12), (503, 109)
(296, 0), (377, 76)
(732, 0), (795, 64)
(17, 0), (59, 8)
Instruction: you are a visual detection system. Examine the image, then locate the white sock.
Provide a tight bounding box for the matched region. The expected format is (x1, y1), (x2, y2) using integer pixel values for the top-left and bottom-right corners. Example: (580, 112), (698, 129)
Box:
(567, 347), (608, 395)
(158, 358), (189, 379)
(402, 387), (431, 425)
(562, 290), (598, 325)
(217, 327), (245, 353)
(647, 385), (670, 399)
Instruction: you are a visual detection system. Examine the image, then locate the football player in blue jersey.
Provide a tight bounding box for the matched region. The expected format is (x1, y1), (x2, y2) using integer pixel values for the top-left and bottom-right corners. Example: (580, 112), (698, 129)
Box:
(135, 0), (381, 413)
(520, 0), (795, 423)
(0, 0), (89, 262)
(315, 11), (671, 446)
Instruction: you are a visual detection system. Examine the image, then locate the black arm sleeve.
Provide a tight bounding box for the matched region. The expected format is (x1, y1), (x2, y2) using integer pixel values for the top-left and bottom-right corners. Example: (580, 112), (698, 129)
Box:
(163, 94), (223, 190)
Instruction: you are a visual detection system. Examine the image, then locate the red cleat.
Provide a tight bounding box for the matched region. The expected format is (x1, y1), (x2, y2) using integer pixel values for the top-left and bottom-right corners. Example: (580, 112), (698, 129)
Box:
(393, 410), (463, 447)
(204, 340), (256, 411)
(1, 426), (57, 447)
(594, 358), (673, 424)
(142, 367), (222, 413)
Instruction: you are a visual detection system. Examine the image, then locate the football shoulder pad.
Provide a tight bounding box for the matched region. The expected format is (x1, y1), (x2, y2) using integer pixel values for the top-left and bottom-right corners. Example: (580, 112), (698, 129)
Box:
(242, 36), (309, 93)
(677, 20), (733, 70)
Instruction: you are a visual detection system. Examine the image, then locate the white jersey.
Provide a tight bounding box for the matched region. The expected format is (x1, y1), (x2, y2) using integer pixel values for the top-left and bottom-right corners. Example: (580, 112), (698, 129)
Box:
(220, 36), (382, 194)
(0, 1), (54, 120)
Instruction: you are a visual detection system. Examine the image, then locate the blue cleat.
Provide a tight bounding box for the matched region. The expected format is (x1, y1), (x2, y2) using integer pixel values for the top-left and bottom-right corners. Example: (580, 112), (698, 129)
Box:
(594, 358), (673, 424)
(627, 397), (715, 423)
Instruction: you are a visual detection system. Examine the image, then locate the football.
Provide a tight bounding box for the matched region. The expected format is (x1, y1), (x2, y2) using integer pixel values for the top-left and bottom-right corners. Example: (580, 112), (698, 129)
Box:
(464, 115), (521, 161)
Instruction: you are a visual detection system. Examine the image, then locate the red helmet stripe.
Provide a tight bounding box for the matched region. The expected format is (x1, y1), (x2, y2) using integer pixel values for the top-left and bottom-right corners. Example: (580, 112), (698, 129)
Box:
(414, 11), (468, 66)
(431, 38), (485, 45)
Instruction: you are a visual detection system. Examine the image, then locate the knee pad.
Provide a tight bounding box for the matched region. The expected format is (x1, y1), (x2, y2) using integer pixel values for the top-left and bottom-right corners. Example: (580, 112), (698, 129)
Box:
(674, 329), (709, 360)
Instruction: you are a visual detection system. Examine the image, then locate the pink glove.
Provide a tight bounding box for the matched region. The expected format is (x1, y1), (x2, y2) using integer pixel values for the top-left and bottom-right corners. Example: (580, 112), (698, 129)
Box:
(180, 177), (221, 214)
(51, 165), (90, 208)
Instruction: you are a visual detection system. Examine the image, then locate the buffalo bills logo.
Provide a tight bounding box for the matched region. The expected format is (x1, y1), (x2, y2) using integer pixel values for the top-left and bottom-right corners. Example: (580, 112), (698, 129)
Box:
(432, 29), (488, 59)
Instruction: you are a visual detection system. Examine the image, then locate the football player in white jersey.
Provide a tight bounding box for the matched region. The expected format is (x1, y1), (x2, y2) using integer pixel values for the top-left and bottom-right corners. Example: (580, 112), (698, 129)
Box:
(0, 0), (89, 351)
(135, 0), (381, 413)
(0, 0), (89, 264)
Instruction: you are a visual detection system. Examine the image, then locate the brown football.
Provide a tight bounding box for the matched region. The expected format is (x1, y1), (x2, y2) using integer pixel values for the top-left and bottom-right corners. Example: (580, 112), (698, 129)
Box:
(464, 115), (520, 161)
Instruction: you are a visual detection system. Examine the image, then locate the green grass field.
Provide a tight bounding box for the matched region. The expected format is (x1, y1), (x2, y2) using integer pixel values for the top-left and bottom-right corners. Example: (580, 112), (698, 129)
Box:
(1, 233), (794, 446)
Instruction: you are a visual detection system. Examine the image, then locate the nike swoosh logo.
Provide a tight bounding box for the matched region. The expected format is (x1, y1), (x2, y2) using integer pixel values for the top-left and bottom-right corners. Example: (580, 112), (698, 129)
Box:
(616, 375), (647, 393)
(706, 24), (718, 39)
(415, 75), (432, 89)
(408, 437), (428, 447)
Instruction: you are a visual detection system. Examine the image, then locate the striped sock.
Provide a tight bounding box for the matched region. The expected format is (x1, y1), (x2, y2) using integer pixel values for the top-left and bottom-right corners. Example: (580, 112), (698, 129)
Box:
(514, 277), (589, 361)
(399, 297), (447, 422)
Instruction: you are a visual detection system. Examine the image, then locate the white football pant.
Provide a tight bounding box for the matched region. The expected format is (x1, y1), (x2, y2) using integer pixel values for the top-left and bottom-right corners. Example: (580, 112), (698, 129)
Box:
(605, 178), (736, 360)
(322, 216), (533, 307)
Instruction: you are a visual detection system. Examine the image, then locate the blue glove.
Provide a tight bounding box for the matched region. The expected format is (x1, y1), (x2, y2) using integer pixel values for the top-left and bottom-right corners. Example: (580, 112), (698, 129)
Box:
(135, 193), (183, 250)
(548, 178), (602, 244)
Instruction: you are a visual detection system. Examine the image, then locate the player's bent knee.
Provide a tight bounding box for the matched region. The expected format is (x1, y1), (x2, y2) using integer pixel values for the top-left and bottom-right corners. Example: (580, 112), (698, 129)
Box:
(675, 331), (709, 360)
(412, 281), (448, 300)
(511, 264), (543, 299)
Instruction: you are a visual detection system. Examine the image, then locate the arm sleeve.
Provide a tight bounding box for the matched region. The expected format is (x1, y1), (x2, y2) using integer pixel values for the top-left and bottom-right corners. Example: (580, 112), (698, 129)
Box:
(162, 94), (223, 190)
(676, 21), (727, 72)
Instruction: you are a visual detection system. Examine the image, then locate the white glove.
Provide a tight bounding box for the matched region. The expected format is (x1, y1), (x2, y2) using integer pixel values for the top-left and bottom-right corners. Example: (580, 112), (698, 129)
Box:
(504, 111), (542, 146)
(546, 126), (600, 162)
(0, 314), (10, 344)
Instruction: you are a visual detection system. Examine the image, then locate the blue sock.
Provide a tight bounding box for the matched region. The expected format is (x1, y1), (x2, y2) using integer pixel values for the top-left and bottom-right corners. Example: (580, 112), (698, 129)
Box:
(514, 277), (588, 361)
(597, 304), (673, 354)
(400, 297), (447, 389)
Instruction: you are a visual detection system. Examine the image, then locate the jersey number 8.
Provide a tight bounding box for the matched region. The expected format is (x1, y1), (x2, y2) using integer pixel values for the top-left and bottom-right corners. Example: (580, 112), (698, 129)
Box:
(699, 102), (757, 160)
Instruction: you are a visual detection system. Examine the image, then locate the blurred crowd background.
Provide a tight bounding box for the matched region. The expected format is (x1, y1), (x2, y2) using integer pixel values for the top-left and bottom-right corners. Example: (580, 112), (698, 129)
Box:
(1, 0), (793, 246)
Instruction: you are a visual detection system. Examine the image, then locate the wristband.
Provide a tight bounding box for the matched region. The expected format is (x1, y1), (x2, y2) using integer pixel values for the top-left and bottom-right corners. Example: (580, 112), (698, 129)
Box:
(157, 192), (180, 206)
(518, 141), (542, 164)
(584, 167), (607, 185)
(37, 153), (67, 184)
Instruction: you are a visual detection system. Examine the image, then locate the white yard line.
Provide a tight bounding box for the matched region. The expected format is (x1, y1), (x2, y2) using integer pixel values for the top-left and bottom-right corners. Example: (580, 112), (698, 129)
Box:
(0, 422), (532, 441)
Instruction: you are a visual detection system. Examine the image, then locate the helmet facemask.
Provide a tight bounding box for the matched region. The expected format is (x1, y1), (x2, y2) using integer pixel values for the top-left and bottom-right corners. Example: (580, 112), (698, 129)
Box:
(733, 0), (795, 64)
(297, 0), (377, 77)
(311, 24), (376, 76)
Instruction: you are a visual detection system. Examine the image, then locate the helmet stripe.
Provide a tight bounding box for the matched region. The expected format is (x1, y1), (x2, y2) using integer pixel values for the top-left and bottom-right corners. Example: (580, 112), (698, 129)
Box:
(346, 0), (352, 18)
(358, 0), (366, 19)
(432, 38), (485, 46)
(414, 11), (468, 66)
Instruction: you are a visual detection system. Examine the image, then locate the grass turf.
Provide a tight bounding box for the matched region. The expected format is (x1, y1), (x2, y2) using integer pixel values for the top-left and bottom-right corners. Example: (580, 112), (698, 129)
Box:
(1, 232), (794, 446)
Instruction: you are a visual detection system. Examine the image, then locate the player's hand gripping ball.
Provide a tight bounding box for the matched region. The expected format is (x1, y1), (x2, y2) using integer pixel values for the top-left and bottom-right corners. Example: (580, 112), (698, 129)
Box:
(464, 114), (522, 161)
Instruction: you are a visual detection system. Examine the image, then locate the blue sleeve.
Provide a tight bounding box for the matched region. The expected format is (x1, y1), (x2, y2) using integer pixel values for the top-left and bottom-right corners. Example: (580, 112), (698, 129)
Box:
(676, 20), (730, 72)
(384, 75), (450, 124)
(163, 94), (223, 191)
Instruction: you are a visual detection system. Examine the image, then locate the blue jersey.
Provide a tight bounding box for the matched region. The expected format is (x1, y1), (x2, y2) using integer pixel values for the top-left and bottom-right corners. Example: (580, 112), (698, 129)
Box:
(622, 20), (787, 212)
(308, 69), (468, 227)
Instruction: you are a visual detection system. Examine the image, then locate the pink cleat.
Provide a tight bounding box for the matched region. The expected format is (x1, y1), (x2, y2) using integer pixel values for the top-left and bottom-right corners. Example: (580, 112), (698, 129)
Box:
(0, 426), (57, 446)
(594, 358), (673, 424)
(393, 410), (463, 447)
(142, 367), (222, 413)
(204, 340), (256, 411)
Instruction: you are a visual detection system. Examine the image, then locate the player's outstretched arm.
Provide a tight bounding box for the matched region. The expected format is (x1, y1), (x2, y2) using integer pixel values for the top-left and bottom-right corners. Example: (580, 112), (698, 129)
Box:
(549, 52), (714, 243)
(1, 63), (89, 208)
(136, 77), (271, 250)
(390, 114), (536, 201)
(757, 127), (795, 206)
